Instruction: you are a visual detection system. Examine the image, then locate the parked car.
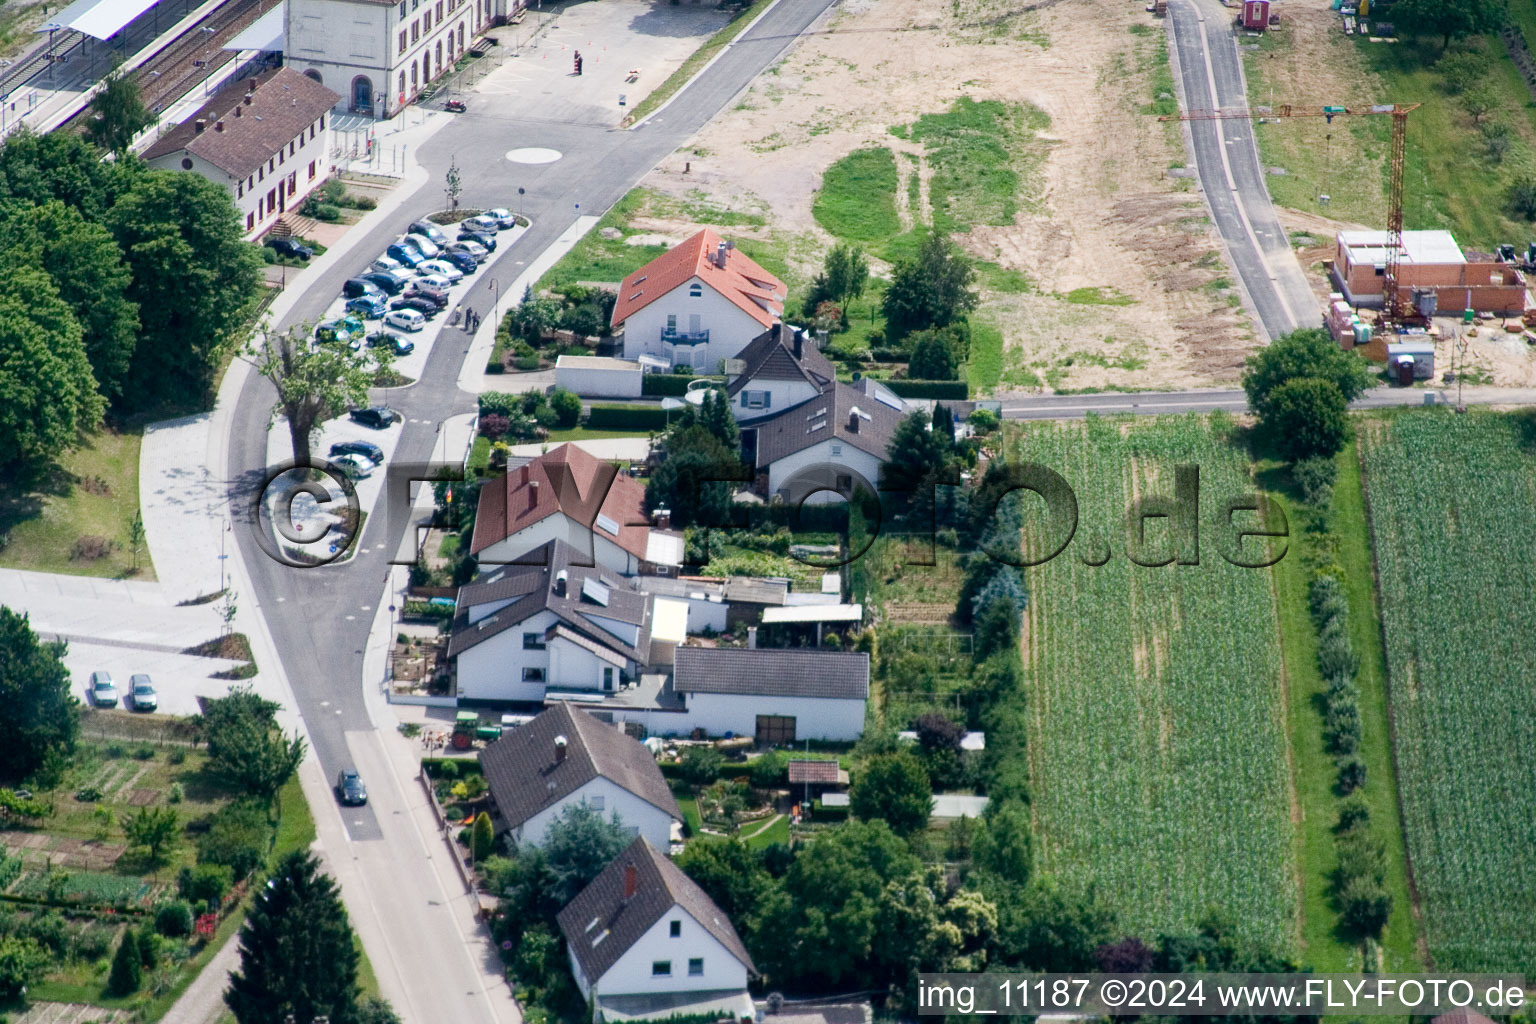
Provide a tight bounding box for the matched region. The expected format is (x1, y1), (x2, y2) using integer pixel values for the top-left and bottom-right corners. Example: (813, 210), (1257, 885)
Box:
(485, 207), (518, 229)
(367, 331), (416, 356)
(384, 308), (426, 332)
(265, 237), (314, 260)
(371, 255), (406, 274)
(400, 289), (448, 313)
(462, 214), (501, 233)
(345, 294), (389, 319)
(446, 239), (488, 262)
(457, 228), (497, 252)
(386, 243), (425, 267)
(349, 405), (400, 429)
(403, 233), (441, 258)
(333, 453), (374, 479)
(391, 295), (440, 318)
(342, 277), (383, 300)
(414, 272), (453, 295)
(128, 674), (157, 712)
(417, 259), (463, 283)
(408, 220), (449, 246)
(441, 250), (479, 275)
(315, 316), (366, 345)
(335, 769), (368, 806)
(330, 439), (385, 464)
(363, 270), (411, 295)
(89, 670), (118, 708)
(443, 98), (467, 113)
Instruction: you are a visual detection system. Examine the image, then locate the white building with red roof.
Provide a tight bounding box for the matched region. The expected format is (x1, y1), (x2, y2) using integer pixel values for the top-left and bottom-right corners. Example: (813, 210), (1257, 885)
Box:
(469, 444), (683, 576)
(614, 229), (786, 374)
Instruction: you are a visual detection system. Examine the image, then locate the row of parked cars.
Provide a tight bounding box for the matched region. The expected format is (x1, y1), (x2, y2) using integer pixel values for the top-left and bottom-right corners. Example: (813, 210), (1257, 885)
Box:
(89, 670), (157, 711)
(317, 210), (518, 342)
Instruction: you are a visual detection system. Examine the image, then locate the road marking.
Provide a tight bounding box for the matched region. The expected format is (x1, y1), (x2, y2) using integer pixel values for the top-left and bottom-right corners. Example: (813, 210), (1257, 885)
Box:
(346, 615), (357, 620)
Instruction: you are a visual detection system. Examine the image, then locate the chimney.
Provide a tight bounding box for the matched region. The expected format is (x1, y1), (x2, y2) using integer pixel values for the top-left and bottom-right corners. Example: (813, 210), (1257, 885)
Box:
(623, 864), (637, 901)
(194, 119), (206, 133)
(554, 735), (568, 763)
(791, 327), (802, 360)
(715, 241), (727, 268)
(234, 106), (242, 118)
(528, 479), (539, 509)
(214, 120), (224, 132)
(847, 410), (860, 433)
(653, 508), (671, 530)
(555, 570), (568, 597)
(244, 92), (253, 106)
(520, 463), (530, 485)
(747, 626), (757, 649)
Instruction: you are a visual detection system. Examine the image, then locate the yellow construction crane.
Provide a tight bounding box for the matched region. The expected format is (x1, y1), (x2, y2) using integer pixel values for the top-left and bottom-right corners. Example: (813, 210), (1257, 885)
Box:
(1161, 103), (1420, 328)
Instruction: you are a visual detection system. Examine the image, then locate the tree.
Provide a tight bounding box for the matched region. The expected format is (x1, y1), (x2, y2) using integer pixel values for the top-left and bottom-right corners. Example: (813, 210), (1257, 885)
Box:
(850, 752), (933, 836)
(990, 876), (1118, 971)
(127, 510), (146, 571)
(200, 686), (306, 801)
(0, 127), (125, 217)
(108, 170), (263, 411)
(1241, 327), (1374, 416)
(0, 607), (80, 783)
(124, 806), (180, 865)
(155, 900), (194, 938)
(0, 935), (47, 998)
(0, 201), (140, 400)
(909, 330), (958, 380)
(227, 851), (361, 1024)
(881, 410), (955, 514)
(677, 837), (771, 922)
(645, 424), (742, 528)
(471, 811), (495, 863)
(699, 388), (739, 449)
(549, 388), (582, 428)
(249, 326), (380, 466)
(680, 745), (724, 786)
(914, 713), (964, 757)
(748, 750), (787, 790)
(541, 802), (632, 905)
(1461, 83), (1499, 124)
(971, 798), (1032, 885)
(819, 243), (870, 314)
(195, 803), (270, 881)
(0, 267), (104, 475)
(881, 233), (978, 342)
(973, 595), (1022, 660)
(1266, 377), (1350, 461)
(108, 927), (142, 996)
(444, 155), (462, 210)
(1390, 0), (1506, 50)
(511, 293), (562, 342)
(1508, 177), (1536, 220)
(84, 67), (154, 156)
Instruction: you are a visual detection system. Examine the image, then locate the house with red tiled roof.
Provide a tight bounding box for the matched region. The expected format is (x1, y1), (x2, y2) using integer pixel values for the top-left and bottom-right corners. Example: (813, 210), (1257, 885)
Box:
(469, 444), (683, 576)
(615, 229), (786, 375)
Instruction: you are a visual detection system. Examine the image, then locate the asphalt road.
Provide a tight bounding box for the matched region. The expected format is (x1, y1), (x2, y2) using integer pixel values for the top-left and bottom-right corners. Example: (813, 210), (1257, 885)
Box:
(995, 385), (1536, 420)
(223, 0), (837, 1016)
(1166, 0), (1318, 340)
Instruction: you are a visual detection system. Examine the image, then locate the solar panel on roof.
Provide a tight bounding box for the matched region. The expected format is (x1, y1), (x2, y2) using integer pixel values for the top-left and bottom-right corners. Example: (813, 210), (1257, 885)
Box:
(582, 578), (610, 607)
(595, 513), (620, 536)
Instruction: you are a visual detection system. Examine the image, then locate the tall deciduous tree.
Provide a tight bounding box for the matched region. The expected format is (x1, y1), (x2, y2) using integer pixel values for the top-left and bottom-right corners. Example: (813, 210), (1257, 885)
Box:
(108, 170), (262, 411)
(124, 806), (180, 865)
(1266, 377), (1351, 461)
(84, 67), (154, 156)
(0, 128), (125, 218)
(1241, 327), (1374, 417)
(0, 607), (80, 783)
(541, 801), (631, 905)
(676, 837), (771, 923)
(0, 268), (104, 475)
(849, 752), (933, 836)
(881, 233), (978, 343)
(226, 851), (361, 1024)
(249, 326), (379, 465)
(1391, 0), (1506, 50)
(820, 243), (870, 313)
(200, 685), (306, 800)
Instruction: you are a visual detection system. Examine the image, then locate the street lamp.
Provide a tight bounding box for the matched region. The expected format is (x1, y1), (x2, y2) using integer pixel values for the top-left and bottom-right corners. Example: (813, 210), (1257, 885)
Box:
(198, 26), (216, 94)
(489, 277), (500, 333)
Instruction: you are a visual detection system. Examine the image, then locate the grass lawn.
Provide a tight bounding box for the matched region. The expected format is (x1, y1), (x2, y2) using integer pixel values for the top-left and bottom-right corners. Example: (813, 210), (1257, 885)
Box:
(742, 814), (789, 850)
(812, 147), (901, 243)
(542, 426), (653, 444)
(906, 97), (1050, 236)
(538, 190), (669, 293)
(674, 792), (703, 836)
(0, 426), (154, 579)
(623, 0), (778, 126)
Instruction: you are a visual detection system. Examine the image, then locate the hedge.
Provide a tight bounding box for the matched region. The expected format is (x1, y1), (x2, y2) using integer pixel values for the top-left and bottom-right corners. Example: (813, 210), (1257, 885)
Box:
(586, 404), (670, 431)
(641, 374), (725, 397)
(886, 379), (969, 400)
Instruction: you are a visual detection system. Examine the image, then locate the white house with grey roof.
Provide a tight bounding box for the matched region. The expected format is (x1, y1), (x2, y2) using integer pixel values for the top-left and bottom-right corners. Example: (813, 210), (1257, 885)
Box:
(747, 381), (908, 505)
(557, 836), (755, 1022)
(724, 323), (835, 423)
(479, 704), (680, 851)
(665, 647), (869, 742)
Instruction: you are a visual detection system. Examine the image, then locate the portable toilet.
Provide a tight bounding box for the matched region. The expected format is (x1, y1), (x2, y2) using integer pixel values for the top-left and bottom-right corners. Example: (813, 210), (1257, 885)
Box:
(1241, 0), (1270, 29)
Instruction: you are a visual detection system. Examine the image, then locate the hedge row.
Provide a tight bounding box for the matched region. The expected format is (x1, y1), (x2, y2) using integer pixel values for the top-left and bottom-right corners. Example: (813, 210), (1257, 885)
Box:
(586, 404), (670, 431)
(640, 374), (724, 397)
(885, 379), (969, 400)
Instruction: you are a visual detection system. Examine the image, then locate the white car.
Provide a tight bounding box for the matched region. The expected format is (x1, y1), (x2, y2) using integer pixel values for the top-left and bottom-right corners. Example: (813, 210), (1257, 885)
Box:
(446, 240), (488, 262)
(384, 308), (425, 332)
(417, 259), (463, 283)
(89, 670), (119, 708)
(413, 273), (452, 296)
(485, 207), (518, 229)
(333, 453), (374, 479)
(371, 255), (406, 274)
(403, 233), (440, 258)
(461, 214), (501, 234)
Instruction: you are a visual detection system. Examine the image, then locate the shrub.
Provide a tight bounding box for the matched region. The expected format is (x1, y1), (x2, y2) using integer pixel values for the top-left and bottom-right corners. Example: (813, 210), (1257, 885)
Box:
(168, 747), (186, 765)
(479, 413), (511, 439)
(1336, 793), (1371, 833)
(134, 745), (155, 761)
(549, 388), (582, 428)
(178, 863), (234, 908)
(1508, 177), (1536, 221)
(70, 535), (115, 561)
(533, 406), (560, 429)
(641, 374), (702, 397)
(512, 356), (541, 372)
(315, 204), (343, 222)
(885, 379), (969, 400)
(1324, 693), (1361, 754)
(1317, 632), (1359, 680)
(1338, 874), (1392, 937)
(195, 801), (272, 880)
(168, 783), (184, 804)
(1336, 754), (1367, 794)
(108, 929), (141, 995)
(1293, 455), (1337, 507)
(967, 408), (999, 434)
(586, 404), (670, 431)
(155, 901), (194, 938)
(679, 746), (724, 786)
(75, 787), (102, 802)
(354, 195), (378, 210)
(748, 751), (786, 790)
(106, 743), (127, 759)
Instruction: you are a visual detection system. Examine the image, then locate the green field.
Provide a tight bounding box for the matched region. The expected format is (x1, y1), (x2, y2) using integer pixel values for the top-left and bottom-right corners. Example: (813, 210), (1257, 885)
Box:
(1009, 416), (1297, 954)
(812, 147), (902, 243)
(906, 97), (1049, 236)
(1358, 411), (1536, 972)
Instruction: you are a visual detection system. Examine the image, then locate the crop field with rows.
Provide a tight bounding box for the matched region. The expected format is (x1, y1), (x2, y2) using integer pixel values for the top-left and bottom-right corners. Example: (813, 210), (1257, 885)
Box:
(1358, 411), (1536, 973)
(1005, 416), (1297, 954)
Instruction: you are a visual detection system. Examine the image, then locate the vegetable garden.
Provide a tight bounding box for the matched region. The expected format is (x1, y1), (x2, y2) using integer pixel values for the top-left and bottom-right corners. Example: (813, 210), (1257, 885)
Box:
(1357, 410), (1536, 973)
(1004, 416), (1297, 955)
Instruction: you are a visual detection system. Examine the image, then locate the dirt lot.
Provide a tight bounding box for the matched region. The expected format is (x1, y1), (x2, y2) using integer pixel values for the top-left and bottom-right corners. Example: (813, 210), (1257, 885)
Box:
(634, 0), (1262, 391)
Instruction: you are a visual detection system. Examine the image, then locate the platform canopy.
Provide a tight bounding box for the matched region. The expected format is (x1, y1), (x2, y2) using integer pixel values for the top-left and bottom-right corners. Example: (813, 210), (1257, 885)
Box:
(224, 4), (284, 52)
(39, 0), (163, 41)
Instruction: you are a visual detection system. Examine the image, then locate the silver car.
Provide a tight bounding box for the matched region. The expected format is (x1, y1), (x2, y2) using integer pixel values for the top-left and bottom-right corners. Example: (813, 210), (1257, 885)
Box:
(129, 674), (157, 712)
(89, 670), (118, 708)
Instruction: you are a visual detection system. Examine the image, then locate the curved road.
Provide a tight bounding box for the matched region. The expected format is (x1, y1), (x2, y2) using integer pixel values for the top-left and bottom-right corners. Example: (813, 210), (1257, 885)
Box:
(1166, 0), (1318, 340)
(223, 0), (838, 1018)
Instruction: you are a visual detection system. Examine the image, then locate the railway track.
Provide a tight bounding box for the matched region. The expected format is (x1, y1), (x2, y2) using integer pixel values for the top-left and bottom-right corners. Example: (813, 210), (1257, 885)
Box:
(0, 30), (83, 102)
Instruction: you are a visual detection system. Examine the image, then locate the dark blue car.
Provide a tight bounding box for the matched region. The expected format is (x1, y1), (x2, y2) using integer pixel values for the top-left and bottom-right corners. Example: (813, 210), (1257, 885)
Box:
(442, 250), (478, 274)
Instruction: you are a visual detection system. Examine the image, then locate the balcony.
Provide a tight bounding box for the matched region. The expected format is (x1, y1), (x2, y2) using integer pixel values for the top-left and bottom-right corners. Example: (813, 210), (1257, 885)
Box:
(660, 327), (710, 346)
